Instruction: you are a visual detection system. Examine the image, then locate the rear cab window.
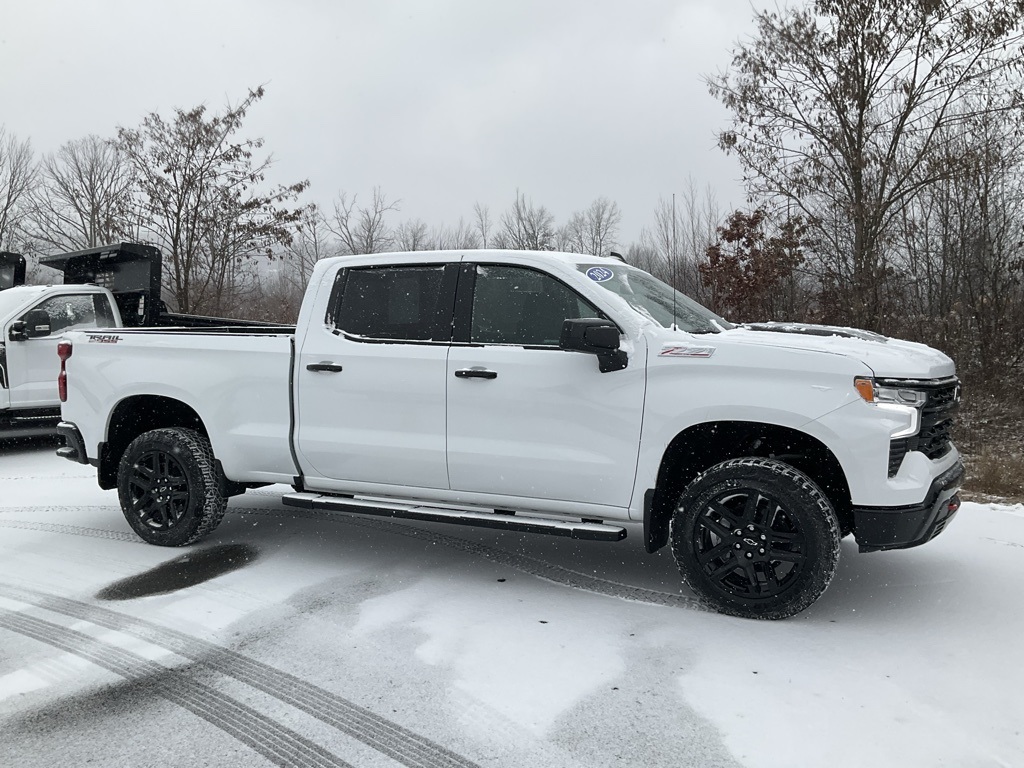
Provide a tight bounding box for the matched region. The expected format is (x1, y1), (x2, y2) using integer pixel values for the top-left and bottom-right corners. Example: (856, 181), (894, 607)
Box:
(325, 264), (458, 343)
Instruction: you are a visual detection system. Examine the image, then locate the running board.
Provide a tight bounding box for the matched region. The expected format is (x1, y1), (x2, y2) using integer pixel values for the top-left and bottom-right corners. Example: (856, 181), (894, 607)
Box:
(281, 492), (627, 542)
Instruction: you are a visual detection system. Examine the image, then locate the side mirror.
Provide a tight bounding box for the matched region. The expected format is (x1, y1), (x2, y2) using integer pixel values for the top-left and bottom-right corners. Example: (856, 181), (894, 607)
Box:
(560, 318), (628, 373)
(8, 320), (28, 342)
(22, 309), (52, 339)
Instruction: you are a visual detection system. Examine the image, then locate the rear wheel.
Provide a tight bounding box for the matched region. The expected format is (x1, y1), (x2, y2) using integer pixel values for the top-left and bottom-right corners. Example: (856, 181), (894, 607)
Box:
(117, 427), (227, 546)
(671, 457), (840, 620)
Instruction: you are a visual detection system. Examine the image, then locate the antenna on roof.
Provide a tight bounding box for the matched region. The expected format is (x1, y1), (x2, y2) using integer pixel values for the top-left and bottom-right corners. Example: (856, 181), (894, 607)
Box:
(672, 192), (678, 331)
(607, 251), (626, 263)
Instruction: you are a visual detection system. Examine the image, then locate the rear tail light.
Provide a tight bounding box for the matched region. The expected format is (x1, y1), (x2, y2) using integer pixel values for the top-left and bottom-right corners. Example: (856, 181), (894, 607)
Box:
(57, 341), (72, 402)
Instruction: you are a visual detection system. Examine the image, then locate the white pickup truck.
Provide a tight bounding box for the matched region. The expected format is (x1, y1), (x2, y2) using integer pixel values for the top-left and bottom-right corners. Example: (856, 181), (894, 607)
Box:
(56, 249), (963, 619)
(1, 244), (281, 437)
(1, 250), (124, 437)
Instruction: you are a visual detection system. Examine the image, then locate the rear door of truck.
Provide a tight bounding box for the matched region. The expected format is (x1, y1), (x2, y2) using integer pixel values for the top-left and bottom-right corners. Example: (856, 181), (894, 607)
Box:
(293, 253), (459, 491)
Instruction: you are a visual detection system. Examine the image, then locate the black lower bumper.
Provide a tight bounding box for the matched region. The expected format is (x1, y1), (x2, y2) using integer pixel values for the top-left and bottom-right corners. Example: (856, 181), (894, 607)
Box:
(853, 460), (964, 553)
(55, 421), (89, 465)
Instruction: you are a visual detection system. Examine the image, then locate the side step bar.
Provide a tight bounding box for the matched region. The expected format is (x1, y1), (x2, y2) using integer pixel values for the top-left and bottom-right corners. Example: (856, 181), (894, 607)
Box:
(281, 492), (627, 542)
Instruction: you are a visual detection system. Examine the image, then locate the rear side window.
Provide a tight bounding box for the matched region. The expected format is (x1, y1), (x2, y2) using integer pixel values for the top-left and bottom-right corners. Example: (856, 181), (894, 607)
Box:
(328, 265), (449, 342)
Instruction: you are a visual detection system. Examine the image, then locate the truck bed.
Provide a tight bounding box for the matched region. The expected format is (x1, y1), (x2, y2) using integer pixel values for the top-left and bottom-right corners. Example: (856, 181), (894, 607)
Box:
(62, 328), (296, 485)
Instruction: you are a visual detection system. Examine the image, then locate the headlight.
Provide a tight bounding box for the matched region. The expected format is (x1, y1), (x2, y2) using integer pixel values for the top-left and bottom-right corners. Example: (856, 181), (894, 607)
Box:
(854, 377), (922, 438)
(875, 386), (926, 407)
(854, 377), (927, 407)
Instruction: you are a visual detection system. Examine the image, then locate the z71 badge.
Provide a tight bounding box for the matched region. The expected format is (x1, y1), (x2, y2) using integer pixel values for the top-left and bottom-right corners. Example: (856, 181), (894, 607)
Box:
(659, 343), (715, 358)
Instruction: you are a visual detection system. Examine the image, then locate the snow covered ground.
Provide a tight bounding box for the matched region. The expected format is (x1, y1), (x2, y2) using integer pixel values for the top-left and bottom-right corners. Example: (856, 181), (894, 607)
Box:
(1, 437), (1021, 768)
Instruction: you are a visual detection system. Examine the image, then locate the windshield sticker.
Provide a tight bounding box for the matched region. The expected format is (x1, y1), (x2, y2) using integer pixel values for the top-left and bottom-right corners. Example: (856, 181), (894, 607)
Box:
(585, 266), (614, 282)
(659, 343), (715, 358)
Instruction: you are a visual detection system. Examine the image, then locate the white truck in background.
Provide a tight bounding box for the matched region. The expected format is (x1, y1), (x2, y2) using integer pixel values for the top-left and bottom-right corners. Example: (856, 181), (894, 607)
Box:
(55, 249), (964, 619)
(1, 249), (125, 437)
(1, 244), (279, 438)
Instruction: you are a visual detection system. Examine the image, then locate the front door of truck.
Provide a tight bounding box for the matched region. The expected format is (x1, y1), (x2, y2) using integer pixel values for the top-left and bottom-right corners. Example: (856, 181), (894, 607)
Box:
(5, 292), (117, 409)
(295, 258), (459, 491)
(446, 263), (646, 508)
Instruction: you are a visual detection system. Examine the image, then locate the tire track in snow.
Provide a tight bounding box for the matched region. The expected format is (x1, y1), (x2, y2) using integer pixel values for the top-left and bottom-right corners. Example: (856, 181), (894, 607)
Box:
(0, 608), (354, 768)
(0, 506), (707, 611)
(229, 507), (708, 612)
(0, 517), (140, 542)
(0, 584), (481, 768)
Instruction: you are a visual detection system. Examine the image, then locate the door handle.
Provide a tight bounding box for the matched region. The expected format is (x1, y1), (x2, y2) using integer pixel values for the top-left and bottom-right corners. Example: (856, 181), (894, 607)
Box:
(454, 368), (497, 380)
(306, 362), (343, 373)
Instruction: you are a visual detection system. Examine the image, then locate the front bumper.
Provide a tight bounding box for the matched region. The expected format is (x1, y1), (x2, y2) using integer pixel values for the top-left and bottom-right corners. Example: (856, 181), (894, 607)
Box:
(852, 459), (963, 552)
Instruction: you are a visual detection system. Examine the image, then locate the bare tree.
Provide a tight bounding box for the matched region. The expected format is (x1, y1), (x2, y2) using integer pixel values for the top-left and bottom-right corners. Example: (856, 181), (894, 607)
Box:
(494, 190), (556, 250)
(117, 86), (309, 314)
(431, 217), (480, 250)
(707, 0), (1024, 328)
(561, 197), (621, 256)
(0, 126), (35, 252)
(283, 204), (337, 288)
(395, 217), (430, 251)
(638, 182), (721, 297)
(893, 94), (1024, 376)
(329, 187), (399, 255)
(473, 202), (492, 248)
(27, 135), (135, 253)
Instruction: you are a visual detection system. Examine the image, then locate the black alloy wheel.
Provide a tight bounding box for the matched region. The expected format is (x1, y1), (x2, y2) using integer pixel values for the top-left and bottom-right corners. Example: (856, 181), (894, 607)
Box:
(126, 448), (190, 532)
(117, 428), (228, 547)
(671, 457), (841, 620)
(692, 488), (808, 601)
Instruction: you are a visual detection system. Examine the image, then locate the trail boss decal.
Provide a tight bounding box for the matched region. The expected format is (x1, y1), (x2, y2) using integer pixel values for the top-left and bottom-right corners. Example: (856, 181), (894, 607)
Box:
(659, 343), (715, 358)
(88, 334), (122, 344)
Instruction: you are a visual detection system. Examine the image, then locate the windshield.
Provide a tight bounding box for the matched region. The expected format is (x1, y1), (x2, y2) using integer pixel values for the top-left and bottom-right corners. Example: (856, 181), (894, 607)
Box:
(576, 263), (732, 333)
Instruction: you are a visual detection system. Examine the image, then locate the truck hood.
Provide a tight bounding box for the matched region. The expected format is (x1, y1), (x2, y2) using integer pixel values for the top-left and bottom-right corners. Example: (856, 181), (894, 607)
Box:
(719, 322), (956, 380)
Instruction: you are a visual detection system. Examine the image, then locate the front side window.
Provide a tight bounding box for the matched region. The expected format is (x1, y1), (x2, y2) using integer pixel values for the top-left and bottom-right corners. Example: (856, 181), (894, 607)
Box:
(330, 265), (448, 341)
(471, 265), (602, 346)
(21, 294), (115, 336)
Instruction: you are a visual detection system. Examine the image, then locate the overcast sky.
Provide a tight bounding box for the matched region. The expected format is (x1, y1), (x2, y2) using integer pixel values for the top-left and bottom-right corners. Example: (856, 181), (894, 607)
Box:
(0, 0), (763, 247)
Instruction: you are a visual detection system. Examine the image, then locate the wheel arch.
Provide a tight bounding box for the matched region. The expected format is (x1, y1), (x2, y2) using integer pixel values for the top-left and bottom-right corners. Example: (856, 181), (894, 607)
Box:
(644, 420), (852, 553)
(98, 395), (207, 490)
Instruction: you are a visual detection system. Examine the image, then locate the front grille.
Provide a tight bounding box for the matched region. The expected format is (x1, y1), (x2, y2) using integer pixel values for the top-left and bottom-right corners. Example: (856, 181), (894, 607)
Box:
(917, 418), (954, 459)
(884, 378), (960, 476)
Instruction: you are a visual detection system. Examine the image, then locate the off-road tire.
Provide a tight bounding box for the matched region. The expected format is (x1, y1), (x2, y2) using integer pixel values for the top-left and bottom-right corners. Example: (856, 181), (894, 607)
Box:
(117, 427), (228, 547)
(670, 457), (841, 620)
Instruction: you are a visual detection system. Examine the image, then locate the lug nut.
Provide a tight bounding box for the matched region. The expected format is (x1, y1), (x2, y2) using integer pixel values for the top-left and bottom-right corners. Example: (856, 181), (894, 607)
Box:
(745, 552), (753, 559)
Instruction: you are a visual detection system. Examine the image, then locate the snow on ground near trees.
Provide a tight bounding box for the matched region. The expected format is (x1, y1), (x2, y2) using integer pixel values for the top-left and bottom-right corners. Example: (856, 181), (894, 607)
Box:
(0, 439), (1021, 767)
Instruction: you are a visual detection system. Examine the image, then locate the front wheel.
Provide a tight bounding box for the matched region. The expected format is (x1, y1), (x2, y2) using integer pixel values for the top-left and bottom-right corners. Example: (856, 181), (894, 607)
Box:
(671, 458), (841, 620)
(117, 427), (227, 546)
